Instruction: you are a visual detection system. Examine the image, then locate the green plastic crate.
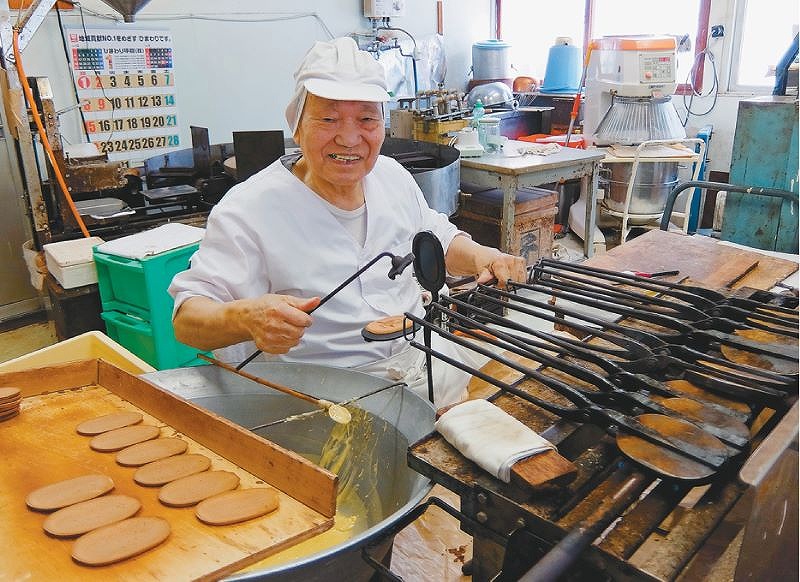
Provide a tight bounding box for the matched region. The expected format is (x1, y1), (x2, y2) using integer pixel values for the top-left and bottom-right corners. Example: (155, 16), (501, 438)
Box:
(94, 242), (208, 370)
(101, 310), (207, 370)
(93, 242), (199, 324)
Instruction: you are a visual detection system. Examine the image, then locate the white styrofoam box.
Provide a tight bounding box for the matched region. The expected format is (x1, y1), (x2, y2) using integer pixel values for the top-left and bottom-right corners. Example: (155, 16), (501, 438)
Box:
(43, 236), (104, 289)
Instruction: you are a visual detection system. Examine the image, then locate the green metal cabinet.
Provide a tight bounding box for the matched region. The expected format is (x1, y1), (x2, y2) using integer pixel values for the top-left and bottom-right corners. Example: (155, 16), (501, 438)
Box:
(721, 97), (799, 252)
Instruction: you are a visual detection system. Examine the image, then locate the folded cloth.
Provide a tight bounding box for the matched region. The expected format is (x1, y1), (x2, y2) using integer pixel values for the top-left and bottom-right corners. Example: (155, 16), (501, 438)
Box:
(435, 399), (555, 483)
(518, 143), (562, 156)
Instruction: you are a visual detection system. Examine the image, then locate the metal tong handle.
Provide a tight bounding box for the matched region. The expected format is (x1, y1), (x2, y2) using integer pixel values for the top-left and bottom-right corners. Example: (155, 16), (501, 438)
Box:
(473, 285), (796, 393)
(534, 263), (709, 320)
(436, 304), (747, 449)
(406, 312), (728, 468)
(507, 280), (799, 362)
(534, 264), (798, 336)
(538, 258), (799, 319)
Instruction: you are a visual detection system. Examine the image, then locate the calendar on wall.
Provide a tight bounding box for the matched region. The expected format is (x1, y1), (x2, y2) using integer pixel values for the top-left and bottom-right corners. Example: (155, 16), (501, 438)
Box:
(65, 27), (180, 163)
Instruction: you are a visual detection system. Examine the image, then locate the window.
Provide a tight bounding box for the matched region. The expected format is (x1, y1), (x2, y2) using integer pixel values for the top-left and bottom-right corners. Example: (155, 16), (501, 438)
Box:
(728, 0), (798, 92)
(498, 0), (710, 93)
(501, 0), (585, 85)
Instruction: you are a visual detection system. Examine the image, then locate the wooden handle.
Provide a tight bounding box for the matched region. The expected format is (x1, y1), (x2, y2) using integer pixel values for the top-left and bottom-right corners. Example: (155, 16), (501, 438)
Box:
(511, 450), (577, 490)
(198, 354), (328, 409)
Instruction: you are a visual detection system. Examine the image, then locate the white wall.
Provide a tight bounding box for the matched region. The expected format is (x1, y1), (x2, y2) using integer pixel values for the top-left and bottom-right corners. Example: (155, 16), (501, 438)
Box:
(20, 0), (490, 152)
(672, 0), (747, 174)
(15, 0), (784, 172)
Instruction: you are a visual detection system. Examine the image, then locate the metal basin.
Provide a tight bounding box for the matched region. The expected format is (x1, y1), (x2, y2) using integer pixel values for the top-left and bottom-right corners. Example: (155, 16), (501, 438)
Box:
(601, 161), (679, 215)
(144, 362), (435, 581)
(381, 138), (461, 216)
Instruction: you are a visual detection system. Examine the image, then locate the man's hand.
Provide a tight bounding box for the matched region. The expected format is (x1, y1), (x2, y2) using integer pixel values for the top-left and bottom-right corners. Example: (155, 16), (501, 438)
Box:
(445, 235), (527, 289)
(475, 252), (527, 289)
(172, 294), (321, 354)
(242, 295), (321, 354)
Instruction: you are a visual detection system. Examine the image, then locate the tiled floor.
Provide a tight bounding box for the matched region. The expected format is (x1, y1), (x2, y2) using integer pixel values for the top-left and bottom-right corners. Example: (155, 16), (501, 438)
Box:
(0, 320), (57, 365)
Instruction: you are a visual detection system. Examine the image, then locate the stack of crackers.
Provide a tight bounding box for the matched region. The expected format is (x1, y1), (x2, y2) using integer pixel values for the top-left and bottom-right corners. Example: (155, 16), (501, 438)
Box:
(0, 387), (21, 421)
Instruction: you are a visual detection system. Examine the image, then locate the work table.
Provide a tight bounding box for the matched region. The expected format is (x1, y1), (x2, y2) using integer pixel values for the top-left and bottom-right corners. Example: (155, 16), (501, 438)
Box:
(459, 143), (605, 258)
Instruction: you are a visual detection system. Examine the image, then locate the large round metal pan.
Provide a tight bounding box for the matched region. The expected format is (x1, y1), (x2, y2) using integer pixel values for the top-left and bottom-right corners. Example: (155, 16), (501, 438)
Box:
(144, 362), (434, 581)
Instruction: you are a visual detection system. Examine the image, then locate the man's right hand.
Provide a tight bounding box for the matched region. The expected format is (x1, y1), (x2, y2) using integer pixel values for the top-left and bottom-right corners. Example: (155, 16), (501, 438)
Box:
(172, 294), (320, 354)
(241, 294), (321, 354)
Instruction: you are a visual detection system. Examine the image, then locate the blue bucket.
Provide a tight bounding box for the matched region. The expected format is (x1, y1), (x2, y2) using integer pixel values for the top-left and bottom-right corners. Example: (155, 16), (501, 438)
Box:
(540, 38), (582, 93)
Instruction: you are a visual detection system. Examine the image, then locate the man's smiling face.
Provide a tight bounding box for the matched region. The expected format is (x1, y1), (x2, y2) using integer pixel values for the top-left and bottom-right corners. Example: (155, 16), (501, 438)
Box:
(294, 94), (385, 191)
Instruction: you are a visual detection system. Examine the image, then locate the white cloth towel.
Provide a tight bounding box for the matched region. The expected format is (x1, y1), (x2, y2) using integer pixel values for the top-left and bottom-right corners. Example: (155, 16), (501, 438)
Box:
(435, 399), (555, 483)
(518, 143), (562, 156)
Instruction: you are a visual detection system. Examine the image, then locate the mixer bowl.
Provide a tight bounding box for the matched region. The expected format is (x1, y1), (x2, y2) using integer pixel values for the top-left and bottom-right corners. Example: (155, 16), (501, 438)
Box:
(601, 161), (680, 216)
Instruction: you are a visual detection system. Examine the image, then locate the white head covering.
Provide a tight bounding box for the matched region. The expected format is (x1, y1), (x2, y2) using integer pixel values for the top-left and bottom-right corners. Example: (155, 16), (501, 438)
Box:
(285, 37), (390, 134)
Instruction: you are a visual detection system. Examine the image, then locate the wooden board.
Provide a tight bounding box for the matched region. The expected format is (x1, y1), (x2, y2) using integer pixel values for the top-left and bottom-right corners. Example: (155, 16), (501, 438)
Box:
(0, 359), (334, 581)
(585, 230), (798, 291)
(510, 449), (577, 490)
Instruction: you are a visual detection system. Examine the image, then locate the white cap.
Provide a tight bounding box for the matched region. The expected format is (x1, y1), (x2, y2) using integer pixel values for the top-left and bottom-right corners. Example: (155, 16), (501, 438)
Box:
(285, 37), (390, 134)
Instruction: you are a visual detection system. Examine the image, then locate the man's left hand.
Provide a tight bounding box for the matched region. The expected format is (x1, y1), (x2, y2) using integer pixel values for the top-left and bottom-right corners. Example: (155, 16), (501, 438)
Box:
(476, 252), (527, 289)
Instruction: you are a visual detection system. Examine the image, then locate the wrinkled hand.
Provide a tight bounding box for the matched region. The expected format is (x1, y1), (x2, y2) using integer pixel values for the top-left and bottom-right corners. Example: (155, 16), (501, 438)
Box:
(242, 294), (321, 355)
(475, 252), (527, 289)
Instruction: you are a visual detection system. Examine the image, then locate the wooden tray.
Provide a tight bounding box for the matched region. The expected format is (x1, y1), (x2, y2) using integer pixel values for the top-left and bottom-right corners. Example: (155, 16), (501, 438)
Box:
(0, 359), (337, 581)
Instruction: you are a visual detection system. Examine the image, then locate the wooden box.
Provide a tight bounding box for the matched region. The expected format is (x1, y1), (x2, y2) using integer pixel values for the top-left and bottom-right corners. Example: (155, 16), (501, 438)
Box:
(413, 118), (469, 145)
(454, 184), (558, 264)
(0, 359), (335, 581)
(45, 274), (105, 341)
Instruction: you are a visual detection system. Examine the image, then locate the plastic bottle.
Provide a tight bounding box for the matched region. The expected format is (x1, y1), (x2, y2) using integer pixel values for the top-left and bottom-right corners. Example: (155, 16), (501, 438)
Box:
(471, 99), (485, 128)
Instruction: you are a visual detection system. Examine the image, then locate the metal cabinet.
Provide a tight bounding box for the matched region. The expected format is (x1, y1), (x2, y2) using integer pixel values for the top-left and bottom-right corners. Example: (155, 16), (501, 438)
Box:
(0, 112), (40, 320)
(721, 97), (799, 252)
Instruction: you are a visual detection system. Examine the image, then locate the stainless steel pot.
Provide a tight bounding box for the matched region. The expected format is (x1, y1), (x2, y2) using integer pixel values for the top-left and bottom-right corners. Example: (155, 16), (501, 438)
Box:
(144, 362), (435, 581)
(600, 161), (679, 215)
(381, 138), (461, 216)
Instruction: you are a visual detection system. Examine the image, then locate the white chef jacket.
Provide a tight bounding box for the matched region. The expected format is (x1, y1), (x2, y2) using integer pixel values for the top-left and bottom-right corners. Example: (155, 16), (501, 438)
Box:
(170, 154), (476, 405)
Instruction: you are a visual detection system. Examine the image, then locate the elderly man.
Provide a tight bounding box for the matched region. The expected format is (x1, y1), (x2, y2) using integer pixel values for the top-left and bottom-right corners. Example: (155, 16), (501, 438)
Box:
(170, 37), (525, 406)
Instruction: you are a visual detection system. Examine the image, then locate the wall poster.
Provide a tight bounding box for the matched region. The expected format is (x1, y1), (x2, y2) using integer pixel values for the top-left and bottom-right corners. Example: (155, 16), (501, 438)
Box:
(65, 27), (180, 163)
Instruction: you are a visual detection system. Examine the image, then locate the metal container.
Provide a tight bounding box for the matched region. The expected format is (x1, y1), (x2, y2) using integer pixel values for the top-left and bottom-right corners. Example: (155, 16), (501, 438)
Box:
(472, 40), (512, 80)
(381, 138), (461, 215)
(144, 362), (435, 581)
(490, 107), (553, 140)
(601, 161), (679, 215)
(466, 81), (515, 108)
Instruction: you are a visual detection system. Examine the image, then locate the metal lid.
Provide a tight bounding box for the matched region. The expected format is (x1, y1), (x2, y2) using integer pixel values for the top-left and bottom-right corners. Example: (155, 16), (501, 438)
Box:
(594, 96), (686, 145)
(473, 40), (512, 50)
